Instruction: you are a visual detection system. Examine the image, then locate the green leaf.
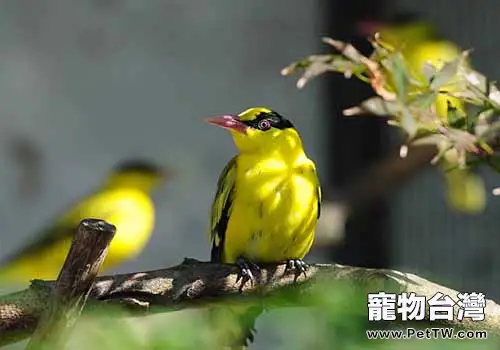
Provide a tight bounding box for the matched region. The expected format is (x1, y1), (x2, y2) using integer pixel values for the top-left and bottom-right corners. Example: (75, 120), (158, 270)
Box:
(442, 128), (478, 154)
(431, 142), (453, 164)
(282, 53), (364, 88)
(447, 103), (466, 130)
(477, 140), (494, 155)
(474, 109), (494, 137)
(411, 134), (445, 147)
(429, 52), (468, 90)
(400, 107), (417, 138)
(350, 97), (402, 117)
(488, 86), (500, 108)
(422, 62), (437, 83)
(457, 69), (500, 107)
(386, 54), (409, 101)
(463, 69), (488, 94)
(448, 117), (467, 131)
(409, 91), (438, 110)
(451, 89), (486, 105)
(291, 55), (355, 88)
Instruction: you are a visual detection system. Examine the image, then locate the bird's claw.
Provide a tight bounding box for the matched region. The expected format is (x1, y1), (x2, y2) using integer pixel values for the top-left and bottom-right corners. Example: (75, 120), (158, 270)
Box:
(285, 259), (309, 279)
(235, 257), (260, 287)
(244, 328), (257, 346)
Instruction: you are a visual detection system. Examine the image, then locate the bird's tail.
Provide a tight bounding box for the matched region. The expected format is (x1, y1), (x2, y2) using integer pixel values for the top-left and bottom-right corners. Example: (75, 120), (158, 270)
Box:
(208, 301), (263, 349)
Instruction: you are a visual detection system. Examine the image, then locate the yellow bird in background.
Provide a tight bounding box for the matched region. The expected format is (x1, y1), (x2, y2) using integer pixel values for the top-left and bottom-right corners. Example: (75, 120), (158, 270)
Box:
(0, 159), (166, 284)
(205, 107), (321, 348)
(358, 12), (486, 213)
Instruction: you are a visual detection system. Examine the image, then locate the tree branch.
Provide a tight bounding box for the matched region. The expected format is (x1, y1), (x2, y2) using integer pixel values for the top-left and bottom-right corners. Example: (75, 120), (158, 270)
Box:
(25, 219), (116, 350)
(0, 259), (499, 347)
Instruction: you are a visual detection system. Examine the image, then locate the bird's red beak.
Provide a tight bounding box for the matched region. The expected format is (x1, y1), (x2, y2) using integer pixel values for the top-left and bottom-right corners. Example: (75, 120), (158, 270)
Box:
(204, 115), (248, 134)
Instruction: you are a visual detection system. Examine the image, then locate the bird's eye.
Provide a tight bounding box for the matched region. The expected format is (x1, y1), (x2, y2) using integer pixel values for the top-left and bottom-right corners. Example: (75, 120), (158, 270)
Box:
(257, 119), (272, 131)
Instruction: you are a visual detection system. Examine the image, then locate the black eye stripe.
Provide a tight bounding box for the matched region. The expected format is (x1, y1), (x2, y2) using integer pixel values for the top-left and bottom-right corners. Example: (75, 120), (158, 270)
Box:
(241, 111), (294, 130)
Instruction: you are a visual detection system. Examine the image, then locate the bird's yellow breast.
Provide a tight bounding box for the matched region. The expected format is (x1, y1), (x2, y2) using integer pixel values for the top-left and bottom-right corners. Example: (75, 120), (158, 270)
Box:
(96, 189), (156, 267)
(222, 154), (319, 264)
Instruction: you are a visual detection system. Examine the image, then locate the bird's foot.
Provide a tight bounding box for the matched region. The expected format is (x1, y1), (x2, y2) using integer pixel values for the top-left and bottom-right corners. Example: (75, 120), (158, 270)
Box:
(285, 259), (309, 280)
(235, 257), (261, 288)
(242, 326), (257, 347)
(240, 303), (263, 346)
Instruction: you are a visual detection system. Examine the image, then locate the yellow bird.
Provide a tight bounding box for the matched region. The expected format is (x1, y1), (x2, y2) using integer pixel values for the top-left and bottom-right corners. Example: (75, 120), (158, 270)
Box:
(205, 107), (321, 348)
(0, 159), (166, 284)
(358, 12), (486, 213)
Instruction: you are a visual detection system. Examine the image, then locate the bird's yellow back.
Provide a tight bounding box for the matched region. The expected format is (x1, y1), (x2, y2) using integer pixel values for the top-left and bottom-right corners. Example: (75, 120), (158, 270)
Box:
(0, 159), (165, 284)
(0, 188), (155, 283)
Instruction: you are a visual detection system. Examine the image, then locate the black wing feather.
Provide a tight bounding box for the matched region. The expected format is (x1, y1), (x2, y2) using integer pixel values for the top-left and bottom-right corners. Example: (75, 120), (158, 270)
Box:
(317, 185), (321, 219)
(209, 156), (237, 263)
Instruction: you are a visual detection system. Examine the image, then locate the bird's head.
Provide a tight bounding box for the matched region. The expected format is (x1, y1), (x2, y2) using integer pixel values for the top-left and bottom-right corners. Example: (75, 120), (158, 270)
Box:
(105, 159), (167, 192)
(205, 107), (302, 154)
(356, 12), (436, 49)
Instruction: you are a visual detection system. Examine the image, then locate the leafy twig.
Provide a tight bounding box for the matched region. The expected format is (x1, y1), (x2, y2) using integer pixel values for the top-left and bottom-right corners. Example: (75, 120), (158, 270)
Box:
(282, 36), (500, 193)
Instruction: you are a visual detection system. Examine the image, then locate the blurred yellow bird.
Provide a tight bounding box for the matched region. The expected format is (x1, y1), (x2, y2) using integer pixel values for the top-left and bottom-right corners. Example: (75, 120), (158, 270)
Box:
(0, 159), (166, 283)
(358, 12), (486, 213)
(205, 107), (321, 348)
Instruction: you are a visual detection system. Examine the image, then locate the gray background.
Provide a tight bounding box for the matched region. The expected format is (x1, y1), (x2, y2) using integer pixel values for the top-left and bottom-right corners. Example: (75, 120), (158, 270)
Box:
(0, 0), (324, 274)
(0, 0), (498, 349)
(0, 1), (323, 349)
